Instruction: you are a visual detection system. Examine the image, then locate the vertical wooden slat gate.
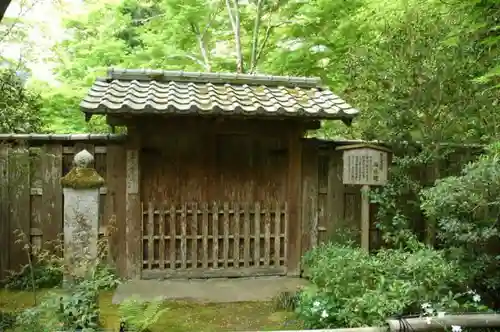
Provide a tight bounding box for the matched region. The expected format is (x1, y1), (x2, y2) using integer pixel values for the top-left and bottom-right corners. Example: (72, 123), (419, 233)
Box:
(141, 201), (288, 279)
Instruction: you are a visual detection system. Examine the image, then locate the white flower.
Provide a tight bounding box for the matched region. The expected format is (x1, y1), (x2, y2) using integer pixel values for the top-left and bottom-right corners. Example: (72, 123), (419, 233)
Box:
(421, 302), (431, 309)
(321, 310), (329, 319)
(473, 294), (481, 303)
(313, 301), (321, 307)
(451, 325), (462, 332)
(437, 311), (446, 318)
(426, 317), (432, 325)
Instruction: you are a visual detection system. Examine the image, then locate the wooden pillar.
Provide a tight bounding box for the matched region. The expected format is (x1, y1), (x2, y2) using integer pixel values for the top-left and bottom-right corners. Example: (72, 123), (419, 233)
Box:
(105, 145), (127, 277)
(41, 144), (63, 252)
(0, 145), (9, 280)
(8, 147), (31, 271)
(360, 184), (370, 251)
(286, 125), (302, 276)
(126, 128), (142, 279)
(301, 141), (318, 256)
(327, 150), (345, 237)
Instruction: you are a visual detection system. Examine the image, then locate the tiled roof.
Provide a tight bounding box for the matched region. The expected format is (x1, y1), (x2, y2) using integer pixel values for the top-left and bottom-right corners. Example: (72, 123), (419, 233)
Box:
(80, 68), (359, 120)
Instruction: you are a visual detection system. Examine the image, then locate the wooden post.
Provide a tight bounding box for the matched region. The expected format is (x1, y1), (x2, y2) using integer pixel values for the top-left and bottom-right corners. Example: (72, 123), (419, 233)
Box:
(125, 128), (141, 279)
(8, 147), (31, 271)
(41, 144), (63, 252)
(327, 150), (344, 239)
(105, 145), (127, 277)
(301, 141), (318, 254)
(0, 145), (9, 279)
(360, 184), (370, 251)
(126, 147), (141, 279)
(287, 126), (302, 275)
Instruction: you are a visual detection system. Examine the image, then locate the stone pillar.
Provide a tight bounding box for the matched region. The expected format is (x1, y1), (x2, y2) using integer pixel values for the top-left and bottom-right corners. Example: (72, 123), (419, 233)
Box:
(60, 149), (105, 279)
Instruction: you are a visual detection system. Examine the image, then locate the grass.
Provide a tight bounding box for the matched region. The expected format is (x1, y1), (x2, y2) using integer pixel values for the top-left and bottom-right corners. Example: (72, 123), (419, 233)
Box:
(0, 289), (303, 331)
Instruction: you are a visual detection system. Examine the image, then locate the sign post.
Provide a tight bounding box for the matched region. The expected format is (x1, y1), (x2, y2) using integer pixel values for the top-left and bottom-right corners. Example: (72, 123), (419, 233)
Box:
(336, 144), (391, 251)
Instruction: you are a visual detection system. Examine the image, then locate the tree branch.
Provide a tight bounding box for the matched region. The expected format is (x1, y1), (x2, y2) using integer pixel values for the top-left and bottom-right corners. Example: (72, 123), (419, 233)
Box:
(225, 0), (244, 73)
(251, 21), (290, 73)
(166, 53), (207, 71)
(0, 0), (39, 44)
(201, 1), (225, 38)
(249, 0), (289, 73)
(250, 0), (264, 70)
(190, 23), (212, 72)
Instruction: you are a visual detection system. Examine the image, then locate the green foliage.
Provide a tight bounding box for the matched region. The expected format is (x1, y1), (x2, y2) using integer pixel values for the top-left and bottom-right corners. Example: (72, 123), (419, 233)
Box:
(15, 265), (120, 332)
(37, 83), (109, 134)
(2, 262), (62, 291)
(421, 142), (500, 295)
(296, 242), (485, 329)
(118, 296), (169, 332)
(36, 0), (500, 140)
(273, 290), (302, 312)
(0, 310), (18, 331)
(0, 68), (43, 133)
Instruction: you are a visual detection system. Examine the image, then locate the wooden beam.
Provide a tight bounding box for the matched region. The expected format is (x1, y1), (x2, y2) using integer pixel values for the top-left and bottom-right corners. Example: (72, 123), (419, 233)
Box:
(125, 126), (142, 279)
(301, 140), (319, 256)
(286, 125), (303, 275)
(41, 144), (63, 252)
(327, 150), (345, 238)
(8, 148), (31, 271)
(105, 145), (127, 277)
(141, 266), (286, 279)
(360, 185), (370, 251)
(0, 145), (9, 279)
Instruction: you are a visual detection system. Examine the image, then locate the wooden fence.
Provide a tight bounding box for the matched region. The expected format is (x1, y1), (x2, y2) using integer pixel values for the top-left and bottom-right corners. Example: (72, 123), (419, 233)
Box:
(0, 134), (485, 280)
(0, 134), (126, 280)
(141, 201), (288, 279)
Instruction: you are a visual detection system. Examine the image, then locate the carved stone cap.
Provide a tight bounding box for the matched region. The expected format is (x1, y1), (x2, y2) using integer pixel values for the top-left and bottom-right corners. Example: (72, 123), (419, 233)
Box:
(61, 150), (104, 189)
(73, 149), (94, 168)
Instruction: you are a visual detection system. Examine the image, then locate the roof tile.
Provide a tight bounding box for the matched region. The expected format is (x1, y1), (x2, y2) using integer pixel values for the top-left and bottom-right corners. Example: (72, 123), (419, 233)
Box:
(80, 68), (359, 120)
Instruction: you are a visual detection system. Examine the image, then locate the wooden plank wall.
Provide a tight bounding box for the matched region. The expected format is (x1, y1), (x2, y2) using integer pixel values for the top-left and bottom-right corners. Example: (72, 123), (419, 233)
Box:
(0, 135), (482, 281)
(301, 143), (384, 255)
(301, 142), (484, 255)
(0, 141), (126, 280)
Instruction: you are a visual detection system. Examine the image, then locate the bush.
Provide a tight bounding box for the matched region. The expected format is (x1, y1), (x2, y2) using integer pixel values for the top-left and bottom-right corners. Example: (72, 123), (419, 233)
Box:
(15, 265), (120, 332)
(296, 242), (486, 329)
(3, 262), (62, 290)
(420, 142), (500, 304)
(0, 310), (18, 330)
(0, 68), (43, 133)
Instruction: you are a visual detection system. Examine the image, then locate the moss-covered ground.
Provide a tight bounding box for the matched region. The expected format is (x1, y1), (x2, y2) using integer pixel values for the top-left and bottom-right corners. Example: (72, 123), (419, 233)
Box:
(0, 289), (303, 331)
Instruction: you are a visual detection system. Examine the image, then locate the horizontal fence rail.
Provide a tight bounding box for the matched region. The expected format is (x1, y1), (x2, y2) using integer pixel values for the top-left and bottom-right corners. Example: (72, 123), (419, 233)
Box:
(0, 134), (126, 141)
(141, 201), (288, 279)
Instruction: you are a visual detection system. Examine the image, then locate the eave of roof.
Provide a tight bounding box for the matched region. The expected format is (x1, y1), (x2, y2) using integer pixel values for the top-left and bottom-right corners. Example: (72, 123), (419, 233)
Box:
(81, 68), (360, 122)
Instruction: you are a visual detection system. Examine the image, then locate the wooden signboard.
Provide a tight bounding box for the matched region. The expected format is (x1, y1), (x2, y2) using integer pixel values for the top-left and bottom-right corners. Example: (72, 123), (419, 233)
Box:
(336, 144), (391, 252)
(339, 145), (389, 186)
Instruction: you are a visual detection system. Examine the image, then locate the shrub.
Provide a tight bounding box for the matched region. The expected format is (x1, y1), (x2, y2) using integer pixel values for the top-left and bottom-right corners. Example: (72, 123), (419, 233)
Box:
(15, 264), (120, 332)
(296, 242), (486, 329)
(0, 310), (18, 331)
(420, 142), (500, 304)
(3, 262), (62, 290)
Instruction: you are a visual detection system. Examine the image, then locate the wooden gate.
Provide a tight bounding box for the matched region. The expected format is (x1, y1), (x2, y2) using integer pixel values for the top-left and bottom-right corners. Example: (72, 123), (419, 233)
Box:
(141, 201), (288, 279)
